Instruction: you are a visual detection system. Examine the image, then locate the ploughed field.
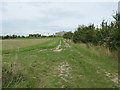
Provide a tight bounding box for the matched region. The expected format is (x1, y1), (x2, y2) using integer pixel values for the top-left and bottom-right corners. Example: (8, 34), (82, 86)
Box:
(2, 38), (118, 88)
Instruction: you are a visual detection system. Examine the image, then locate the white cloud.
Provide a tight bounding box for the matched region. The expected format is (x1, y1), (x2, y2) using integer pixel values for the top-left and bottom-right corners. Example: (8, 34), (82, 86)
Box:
(1, 2), (118, 35)
(1, 0), (119, 2)
(2, 3), (46, 21)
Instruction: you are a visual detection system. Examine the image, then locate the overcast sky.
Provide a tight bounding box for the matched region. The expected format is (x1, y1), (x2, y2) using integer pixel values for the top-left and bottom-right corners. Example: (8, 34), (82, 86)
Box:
(0, 2), (118, 36)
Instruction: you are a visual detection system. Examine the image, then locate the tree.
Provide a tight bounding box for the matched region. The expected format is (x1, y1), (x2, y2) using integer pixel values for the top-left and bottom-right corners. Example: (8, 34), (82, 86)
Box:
(64, 13), (119, 51)
(63, 32), (73, 40)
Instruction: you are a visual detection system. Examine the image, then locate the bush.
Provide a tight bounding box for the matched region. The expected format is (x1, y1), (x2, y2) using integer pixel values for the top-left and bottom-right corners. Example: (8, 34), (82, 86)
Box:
(63, 13), (120, 51)
(63, 32), (73, 40)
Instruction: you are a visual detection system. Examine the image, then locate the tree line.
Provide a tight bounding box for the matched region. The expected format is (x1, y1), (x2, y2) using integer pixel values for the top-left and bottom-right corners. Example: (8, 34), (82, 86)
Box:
(63, 13), (120, 51)
(1, 34), (56, 39)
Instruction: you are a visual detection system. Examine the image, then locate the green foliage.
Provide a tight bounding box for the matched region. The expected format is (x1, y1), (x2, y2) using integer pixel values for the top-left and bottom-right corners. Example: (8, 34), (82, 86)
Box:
(65, 13), (119, 51)
(63, 32), (73, 39)
(2, 38), (118, 88)
(29, 34), (41, 37)
(72, 24), (96, 43)
(1, 34), (57, 39)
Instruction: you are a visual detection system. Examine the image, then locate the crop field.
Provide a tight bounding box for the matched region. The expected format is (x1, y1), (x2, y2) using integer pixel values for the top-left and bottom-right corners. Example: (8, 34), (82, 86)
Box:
(2, 38), (118, 88)
(2, 38), (52, 50)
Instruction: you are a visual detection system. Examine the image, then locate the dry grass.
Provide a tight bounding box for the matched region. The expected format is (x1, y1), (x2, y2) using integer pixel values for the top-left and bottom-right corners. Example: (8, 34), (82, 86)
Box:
(79, 43), (87, 47)
(88, 45), (115, 56)
(78, 43), (115, 56)
(2, 38), (52, 50)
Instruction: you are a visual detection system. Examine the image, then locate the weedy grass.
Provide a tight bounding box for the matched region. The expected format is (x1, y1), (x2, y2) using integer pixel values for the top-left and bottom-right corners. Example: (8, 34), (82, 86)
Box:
(71, 43), (118, 74)
(2, 38), (118, 88)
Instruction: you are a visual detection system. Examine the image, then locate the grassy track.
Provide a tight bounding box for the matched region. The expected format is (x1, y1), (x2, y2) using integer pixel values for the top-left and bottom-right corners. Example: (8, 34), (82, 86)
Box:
(2, 38), (118, 88)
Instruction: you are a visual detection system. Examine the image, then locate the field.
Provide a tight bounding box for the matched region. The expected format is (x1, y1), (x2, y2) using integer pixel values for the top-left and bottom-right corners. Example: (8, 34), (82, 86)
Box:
(2, 38), (52, 50)
(2, 38), (118, 88)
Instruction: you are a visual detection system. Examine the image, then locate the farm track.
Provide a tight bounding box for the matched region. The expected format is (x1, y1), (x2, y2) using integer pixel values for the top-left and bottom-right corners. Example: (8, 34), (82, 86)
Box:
(36, 39), (118, 87)
(53, 40), (62, 52)
(53, 39), (71, 52)
(57, 62), (72, 88)
(37, 39), (71, 53)
(2, 38), (118, 88)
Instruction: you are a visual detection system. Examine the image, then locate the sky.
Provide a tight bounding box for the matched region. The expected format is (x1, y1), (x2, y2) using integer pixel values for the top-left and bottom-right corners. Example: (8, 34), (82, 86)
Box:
(0, 1), (118, 36)
(118, 1), (120, 13)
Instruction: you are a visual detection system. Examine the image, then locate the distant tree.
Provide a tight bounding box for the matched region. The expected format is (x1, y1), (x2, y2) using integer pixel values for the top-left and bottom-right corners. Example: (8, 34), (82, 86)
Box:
(63, 32), (73, 39)
(29, 34), (41, 37)
(17, 36), (21, 38)
(12, 34), (17, 39)
(41, 35), (47, 38)
(0, 36), (2, 39)
(5, 35), (10, 39)
(21, 36), (25, 38)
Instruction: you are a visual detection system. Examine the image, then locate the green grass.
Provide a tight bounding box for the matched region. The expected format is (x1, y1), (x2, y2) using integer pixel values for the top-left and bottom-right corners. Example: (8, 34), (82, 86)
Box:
(72, 44), (118, 74)
(2, 38), (54, 50)
(2, 38), (118, 88)
(2, 38), (60, 54)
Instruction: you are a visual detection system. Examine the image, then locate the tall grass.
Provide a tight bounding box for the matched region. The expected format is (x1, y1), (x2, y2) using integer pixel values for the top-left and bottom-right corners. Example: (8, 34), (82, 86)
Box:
(2, 49), (25, 88)
(72, 42), (118, 73)
(2, 38), (60, 88)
